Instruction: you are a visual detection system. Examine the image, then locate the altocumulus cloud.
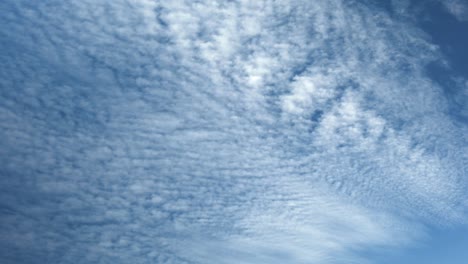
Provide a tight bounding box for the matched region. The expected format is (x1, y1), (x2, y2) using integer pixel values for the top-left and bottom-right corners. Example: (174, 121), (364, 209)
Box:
(0, 0), (467, 264)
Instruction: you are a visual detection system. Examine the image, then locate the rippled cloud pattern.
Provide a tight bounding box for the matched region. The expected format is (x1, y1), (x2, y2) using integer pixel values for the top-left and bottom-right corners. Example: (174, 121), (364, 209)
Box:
(1, 1), (467, 263)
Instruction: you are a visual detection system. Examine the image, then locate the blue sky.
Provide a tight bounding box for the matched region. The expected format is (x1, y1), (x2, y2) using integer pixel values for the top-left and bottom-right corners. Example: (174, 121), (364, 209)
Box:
(364, 225), (468, 264)
(0, 0), (467, 263)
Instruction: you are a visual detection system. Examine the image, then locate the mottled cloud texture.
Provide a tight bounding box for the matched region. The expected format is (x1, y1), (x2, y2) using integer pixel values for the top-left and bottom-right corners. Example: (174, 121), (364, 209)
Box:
(0, 0), (467, 264)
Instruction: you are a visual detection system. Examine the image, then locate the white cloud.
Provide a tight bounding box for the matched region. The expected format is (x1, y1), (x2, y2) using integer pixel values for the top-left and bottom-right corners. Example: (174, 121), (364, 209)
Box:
(0, 0), (467, 263)
(442, 0), (468, 21)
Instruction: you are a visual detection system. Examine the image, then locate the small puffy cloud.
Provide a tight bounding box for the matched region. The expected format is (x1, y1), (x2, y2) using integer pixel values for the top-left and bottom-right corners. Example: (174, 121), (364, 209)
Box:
(442, 0), (468, 21)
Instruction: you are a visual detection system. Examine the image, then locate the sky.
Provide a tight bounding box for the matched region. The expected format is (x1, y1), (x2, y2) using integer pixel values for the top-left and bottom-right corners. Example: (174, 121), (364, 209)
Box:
(0, 0), (467, 264)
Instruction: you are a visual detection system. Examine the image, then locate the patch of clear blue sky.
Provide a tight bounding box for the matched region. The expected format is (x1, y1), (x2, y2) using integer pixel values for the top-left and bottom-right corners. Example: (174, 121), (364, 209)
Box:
(417, 0), (468, 124)
(418, 1), (468, 76)
(366, 226), (468, 264)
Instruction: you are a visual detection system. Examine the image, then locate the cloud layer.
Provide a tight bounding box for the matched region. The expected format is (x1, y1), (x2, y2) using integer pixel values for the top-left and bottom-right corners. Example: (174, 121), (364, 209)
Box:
(1, 0), (467, 263)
